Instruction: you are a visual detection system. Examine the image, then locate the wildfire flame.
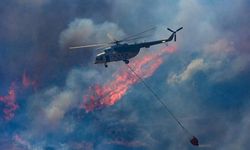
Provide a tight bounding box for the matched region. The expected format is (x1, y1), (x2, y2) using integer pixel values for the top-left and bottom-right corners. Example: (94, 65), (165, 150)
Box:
(0, 83), (18, 120)
(82, 45), (176, 112)
(0, 70), (37, 121)
(22, 71), (37, 89)
(13, 134), (31, 149)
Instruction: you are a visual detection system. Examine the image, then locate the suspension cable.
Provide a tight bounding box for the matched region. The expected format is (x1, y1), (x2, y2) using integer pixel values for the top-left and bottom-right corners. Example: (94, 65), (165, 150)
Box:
(126, 64), (193, 136)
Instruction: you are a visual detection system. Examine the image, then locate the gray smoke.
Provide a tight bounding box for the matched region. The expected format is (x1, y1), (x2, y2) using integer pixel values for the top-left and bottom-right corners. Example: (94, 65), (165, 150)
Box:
(1, 0), (250, 149)
(59, 18), (125, 49)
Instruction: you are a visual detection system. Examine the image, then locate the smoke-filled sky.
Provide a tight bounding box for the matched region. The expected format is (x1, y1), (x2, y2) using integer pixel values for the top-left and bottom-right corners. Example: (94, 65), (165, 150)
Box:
(0, 0), (250, 149)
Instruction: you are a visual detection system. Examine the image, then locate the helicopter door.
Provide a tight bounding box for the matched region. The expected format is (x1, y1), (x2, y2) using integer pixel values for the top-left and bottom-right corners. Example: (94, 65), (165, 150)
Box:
(105, 55), (110, 62)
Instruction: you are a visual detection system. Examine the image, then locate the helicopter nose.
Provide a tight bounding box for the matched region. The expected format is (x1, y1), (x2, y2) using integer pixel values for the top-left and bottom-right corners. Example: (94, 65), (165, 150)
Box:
(95, 56), (103, 64)
(94, 58), (98, 64)
(94, 60), (99, 64)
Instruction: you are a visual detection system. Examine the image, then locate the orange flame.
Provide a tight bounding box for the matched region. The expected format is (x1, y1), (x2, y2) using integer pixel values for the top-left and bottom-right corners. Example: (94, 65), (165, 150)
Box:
(82, 46), (176, 112)
(0, 71), (38, 121)
(22, 71), (37, 89)
(0, 83), (18, 120)
(13, 134), (31, 148)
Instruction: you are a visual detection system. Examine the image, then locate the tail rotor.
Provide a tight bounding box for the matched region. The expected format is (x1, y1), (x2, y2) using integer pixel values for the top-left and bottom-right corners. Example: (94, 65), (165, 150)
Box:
(167, 27), (183, 41)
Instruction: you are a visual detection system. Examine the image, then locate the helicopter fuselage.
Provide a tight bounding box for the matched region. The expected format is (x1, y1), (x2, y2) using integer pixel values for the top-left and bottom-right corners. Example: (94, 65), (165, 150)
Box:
(94, 43), (141, 65)
(70, 27), (182, 67)
(94, 33), (175, 67)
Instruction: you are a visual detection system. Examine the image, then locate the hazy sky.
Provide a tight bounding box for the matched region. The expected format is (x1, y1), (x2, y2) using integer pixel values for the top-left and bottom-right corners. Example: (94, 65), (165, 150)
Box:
(0, 0), (250, 149)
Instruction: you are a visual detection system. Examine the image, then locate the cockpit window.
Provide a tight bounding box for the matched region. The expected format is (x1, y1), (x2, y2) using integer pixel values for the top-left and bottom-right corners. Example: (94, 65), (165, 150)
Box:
(97, 56), (103, 61)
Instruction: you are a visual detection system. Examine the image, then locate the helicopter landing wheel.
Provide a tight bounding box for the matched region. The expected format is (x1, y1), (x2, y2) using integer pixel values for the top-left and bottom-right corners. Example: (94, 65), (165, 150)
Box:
(124, 60), (129, 64)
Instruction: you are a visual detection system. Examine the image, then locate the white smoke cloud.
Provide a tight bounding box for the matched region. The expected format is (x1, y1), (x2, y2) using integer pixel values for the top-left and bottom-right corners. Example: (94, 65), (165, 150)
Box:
(167, 0), (248, 84)
(168, 58), (206, 84)
(173, 0), (218, 51)
(203, 38), (250, 82)
(204, 38), (235, 53)
(45, 90), (77, 123)
(168, 36), (249, 84)
(59, 18), (125, 49)
(31, 68), (102, 126)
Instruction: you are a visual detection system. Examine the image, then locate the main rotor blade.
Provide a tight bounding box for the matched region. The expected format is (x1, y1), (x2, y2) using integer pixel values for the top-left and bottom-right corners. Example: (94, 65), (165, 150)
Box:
(96, 45), (111, 50)
(176, 27), (183, 32)
(124, 34), (152, 42)
(69, 43), (109, 50)
(167, 28), (175, 32)
(122, 26), (156, 42)
(107, 33), (118, 43)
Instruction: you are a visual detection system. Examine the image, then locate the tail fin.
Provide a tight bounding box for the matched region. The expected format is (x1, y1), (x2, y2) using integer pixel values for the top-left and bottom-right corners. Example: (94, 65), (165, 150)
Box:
(167, 27), (183, 41)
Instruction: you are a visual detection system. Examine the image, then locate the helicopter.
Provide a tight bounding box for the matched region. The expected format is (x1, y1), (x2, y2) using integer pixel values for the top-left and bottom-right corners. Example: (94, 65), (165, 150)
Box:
(70, 27), (183, 67)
